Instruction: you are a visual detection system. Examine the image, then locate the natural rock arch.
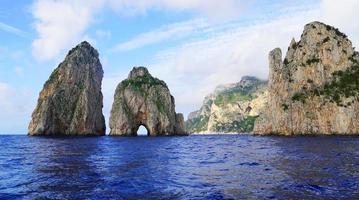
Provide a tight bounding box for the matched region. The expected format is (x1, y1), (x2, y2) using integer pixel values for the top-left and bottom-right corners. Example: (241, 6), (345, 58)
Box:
(109, 67), (186, 136)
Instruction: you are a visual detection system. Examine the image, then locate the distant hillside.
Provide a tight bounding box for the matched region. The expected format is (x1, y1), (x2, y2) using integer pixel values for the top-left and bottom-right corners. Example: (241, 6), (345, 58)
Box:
(186, 76), (268, 134)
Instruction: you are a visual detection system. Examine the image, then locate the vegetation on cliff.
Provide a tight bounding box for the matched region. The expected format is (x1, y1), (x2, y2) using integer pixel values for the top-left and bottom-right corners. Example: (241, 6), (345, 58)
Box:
(120, 73), (167, 91)
(292, 63), (359, 106)
(254, 21), (359, 135)
(186, 76), (267, 134)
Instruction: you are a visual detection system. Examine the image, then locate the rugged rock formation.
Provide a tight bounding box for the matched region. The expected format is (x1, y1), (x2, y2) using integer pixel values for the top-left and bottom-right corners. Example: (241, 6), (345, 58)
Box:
(109, 67), (187, 136)
(28, 41), (106, 136)
(186, 76), (268, 133)
(254, 21), (359, 135)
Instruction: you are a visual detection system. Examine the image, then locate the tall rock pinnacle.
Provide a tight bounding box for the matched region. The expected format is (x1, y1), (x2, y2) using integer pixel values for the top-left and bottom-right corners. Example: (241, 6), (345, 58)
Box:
(28, 41), (106, 136)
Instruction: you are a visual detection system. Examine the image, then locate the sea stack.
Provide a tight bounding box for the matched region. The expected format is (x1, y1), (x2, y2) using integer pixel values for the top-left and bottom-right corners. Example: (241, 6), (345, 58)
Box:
(109, 67), (187, 136)
(254, 21), (359, 135)
(28, 41), (106, 136)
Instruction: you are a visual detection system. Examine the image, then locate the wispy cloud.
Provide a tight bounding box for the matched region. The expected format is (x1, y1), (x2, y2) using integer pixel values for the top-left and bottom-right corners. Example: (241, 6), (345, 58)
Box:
(28, 0), (359, 121)
(147, 11), (323, 115)
(0, 22), (28, 38)
(144, 0), (359, 117)
(102, 8), (321, 118)
(30, 0), (247, 61)
(100, 4), (324, 118)
(107, 0), (245, 21)
(112, 19), (209, 52)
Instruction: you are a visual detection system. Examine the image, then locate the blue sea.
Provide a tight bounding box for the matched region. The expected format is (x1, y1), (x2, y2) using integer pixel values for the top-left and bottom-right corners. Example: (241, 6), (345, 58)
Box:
(0, 135), (359, 199)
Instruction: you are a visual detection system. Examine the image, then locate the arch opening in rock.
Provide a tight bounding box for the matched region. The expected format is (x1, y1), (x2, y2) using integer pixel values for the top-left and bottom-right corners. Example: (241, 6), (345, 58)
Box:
(136, 125), (149, 136)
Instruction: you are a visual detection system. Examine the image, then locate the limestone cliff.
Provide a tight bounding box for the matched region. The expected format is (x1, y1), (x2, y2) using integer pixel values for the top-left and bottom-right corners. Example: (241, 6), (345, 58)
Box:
(109, 67), (187, 136)
(28, 41), (106, 136)
(186, 76), (268, 133)
(254, 21), (359, 135)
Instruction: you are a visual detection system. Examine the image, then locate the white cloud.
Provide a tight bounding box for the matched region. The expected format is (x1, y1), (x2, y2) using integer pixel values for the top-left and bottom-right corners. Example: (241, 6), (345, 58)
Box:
(320, 0), (359, 47)
(146, 10), (320, 116)
(29, 0), (359, 122)
(135, 0), (359, 118)
(113, 19), (208, 52)
(31, 0), (104, 61)
(31, 0), (245, 61)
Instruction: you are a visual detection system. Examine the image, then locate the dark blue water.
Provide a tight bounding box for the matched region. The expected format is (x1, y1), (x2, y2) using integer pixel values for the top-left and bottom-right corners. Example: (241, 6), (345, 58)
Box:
(0, 135), (359, 199)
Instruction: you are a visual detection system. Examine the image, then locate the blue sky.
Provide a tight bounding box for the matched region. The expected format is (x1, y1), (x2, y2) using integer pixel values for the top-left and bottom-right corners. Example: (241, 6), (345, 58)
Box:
(0, 0), (358, 134)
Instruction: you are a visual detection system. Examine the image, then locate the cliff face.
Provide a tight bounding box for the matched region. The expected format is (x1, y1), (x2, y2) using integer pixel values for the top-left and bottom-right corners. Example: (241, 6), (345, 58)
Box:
(28, 41), (106, 136)
(186, 76), (268, 133)
(109, 67), (187, 136)
(254, 21), (359, 135)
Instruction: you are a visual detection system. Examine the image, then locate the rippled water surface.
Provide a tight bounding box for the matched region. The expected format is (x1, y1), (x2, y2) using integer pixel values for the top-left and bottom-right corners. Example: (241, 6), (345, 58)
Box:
(1, 135), (359, 199)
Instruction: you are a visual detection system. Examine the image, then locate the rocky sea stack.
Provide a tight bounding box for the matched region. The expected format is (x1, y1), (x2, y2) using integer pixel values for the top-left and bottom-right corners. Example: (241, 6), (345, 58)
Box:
(28, 41), (106, 136)
(186, 76), (267, 133)
(109, 67), (186, 136)
(254, 21), (359, 135)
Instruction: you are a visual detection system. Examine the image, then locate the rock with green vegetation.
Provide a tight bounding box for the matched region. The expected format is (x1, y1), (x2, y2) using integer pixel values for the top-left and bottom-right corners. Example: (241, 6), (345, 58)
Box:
(28, 41), (106, 136)
(109, 67), (187, 136)
(186, 76), (268, 134)
(254, 21), (359, 135)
